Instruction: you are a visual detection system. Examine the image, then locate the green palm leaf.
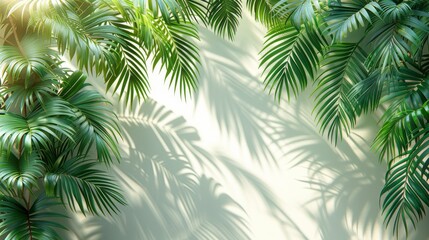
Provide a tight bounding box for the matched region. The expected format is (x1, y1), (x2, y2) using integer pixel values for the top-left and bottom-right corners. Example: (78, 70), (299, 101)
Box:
(0, 99), (75, 152)
(38, 4), (149, 104)
(179, 0), (209, 24)
(44, 155), (126, 216)
(0, 151), (44, 191)
(382, 61), (429, 108)
(271, 0), (316, 27)
(325, 0), (380, 41)
(314, 43), (368, 143)
(0, 78), (58, 114)
(247, 0), (277, 27)
(381, 151), (429, 236)
(0, 37), (58, 88)
(366, 1), (423, 70)
(140, 0), (183, 23)
(60, 71), (121, 163)
(208, 0), (242, 40)
(150, 20), (200, 97)
(260, 23), (325, 101)
(380, 0), (412, 21)
(105, 21), (150, 104)
(373, 70), (429, 161)
(0, 195), (67, 240)
(349, 70), (383, 114)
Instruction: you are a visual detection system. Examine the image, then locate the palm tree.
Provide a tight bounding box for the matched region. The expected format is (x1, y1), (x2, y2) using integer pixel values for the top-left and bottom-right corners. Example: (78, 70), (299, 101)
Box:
(1, 0), (428, 238)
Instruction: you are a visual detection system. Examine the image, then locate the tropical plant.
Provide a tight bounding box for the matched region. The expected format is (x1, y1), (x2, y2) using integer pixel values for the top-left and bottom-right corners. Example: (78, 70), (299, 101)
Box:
(258, 0), (429, 236)
(2, 0), (428, 238)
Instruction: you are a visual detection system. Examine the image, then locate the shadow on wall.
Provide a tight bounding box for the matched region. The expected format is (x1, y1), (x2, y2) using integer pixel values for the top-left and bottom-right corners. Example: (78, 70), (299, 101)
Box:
(63, 100), (305, 240)
(63, 100), (249, 240)
(272, 91), (429, 239)
(64, 14), (429, 239)
(195, 25), (283, 167)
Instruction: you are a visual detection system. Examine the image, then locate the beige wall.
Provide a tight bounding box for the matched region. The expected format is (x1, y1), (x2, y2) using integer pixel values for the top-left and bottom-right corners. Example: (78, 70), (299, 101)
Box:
(65, 12), (429, 240)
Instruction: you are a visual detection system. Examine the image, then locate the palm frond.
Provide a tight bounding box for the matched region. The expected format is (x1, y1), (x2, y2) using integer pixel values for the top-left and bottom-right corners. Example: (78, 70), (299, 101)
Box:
(60, 71), (121, 163)
(382, 60), (429, 106)
(208, 0), (242, 40)
(44, 155), (126, 216)
(349, 70), (384, 114)
(36, 4), (150, 104)
(246, 0), (278, 27)
(381, 150), (429, 236)
(105, 22), (150, 105)
(0, 37), (58, 88)
(260, 23), (325, 101)
(0, 151), (44, 191)
(0, 99), (75, 152)
(314, 43), (368, 143)
(325, 0), (381, 41)
(374, 94), (429, 160)
(180, 0), (209, 24)
(0, 195), (67, 240)
(1, 79), (58, 114)
(150, 19), (200, 97)
(380, 0), (412, 22)
(141, 0), (183, 23)
(366, 1), (421, 70)
(271, 0), (316, 27)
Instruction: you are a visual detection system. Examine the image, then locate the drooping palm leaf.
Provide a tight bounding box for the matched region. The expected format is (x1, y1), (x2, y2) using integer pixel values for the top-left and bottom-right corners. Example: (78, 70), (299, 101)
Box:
(270, 0), (316, 27)
(44, 155), (126, 216)
(0, 151), (44, 191)
(381, 150), (429, 236)
(6, 0), (76, 16)
(176, 0), (209, 24)
(0, 77), (58, 114)
(37, 3), (150, 104)
(314, 43), (368, 143)
(366, 1), (422, 70)
(0, 99), (75, 152)
(208, 0), (242, 40)
(141, 0), (183, 23)
(246, 0), (277, 27)
(374, 73), (429, 161)
(324, 0), (380, 41)
(260, 23), (325, 101)
(382, 60), (429, 106)
(0, 37), (58, 88)
(349, 70), (383, 114)
(60, 71), (121, 163)
(0, 195), (67, 240)
(105, 22), (150, 104)
(150, 19), (201, 97)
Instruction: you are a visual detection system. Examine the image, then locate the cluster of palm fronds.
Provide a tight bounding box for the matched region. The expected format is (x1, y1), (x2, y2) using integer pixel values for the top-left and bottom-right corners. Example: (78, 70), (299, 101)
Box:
(1, 0), (429, 238)
(258, 0), (429, 236)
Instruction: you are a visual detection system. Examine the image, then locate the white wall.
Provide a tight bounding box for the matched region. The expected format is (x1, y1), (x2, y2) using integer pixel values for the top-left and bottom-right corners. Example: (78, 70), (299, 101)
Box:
(65, 13), (429, 240)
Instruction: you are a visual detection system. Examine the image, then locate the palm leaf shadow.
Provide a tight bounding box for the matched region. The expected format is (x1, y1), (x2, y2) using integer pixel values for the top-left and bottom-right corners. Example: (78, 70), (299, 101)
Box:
(269, 91), (429, 239)
(62, 100), (251, 240)
(63, 151), (251, 240)
(195, 26), (283, 167)
(214, 155), (309, 240)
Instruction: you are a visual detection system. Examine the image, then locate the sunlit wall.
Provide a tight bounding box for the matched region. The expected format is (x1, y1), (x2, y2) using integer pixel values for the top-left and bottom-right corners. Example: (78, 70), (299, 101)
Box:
(64, 12), (429, 240)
